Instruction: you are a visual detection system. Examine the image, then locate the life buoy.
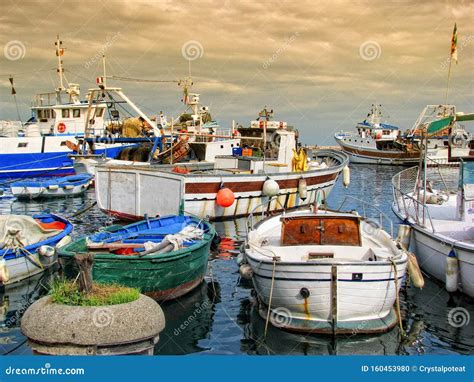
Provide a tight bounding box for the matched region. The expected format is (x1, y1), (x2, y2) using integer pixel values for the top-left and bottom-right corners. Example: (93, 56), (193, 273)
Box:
(279, 121), (284, 129)
(57, 122), (66, 133)
(259, 121), (264, 129)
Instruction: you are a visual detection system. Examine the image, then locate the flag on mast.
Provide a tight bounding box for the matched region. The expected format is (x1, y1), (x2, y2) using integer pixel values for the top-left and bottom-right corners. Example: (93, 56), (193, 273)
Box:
(450, 23), (458, 64)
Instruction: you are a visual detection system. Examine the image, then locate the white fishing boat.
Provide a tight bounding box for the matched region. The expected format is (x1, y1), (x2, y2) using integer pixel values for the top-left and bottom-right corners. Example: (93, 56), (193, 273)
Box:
(0, 36), (150, 179)
(72, 84), (241, 176)
(94, 112), (349, 221)
(392, 161), (474, 298)
(334, 105), (470, 165)
(240, 202), (408, 334)
(10, 174), (93, 199)
(0, 214), (72, 285)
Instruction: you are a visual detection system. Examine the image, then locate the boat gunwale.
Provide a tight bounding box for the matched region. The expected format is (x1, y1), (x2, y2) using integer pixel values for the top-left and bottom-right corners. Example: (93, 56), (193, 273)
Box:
(392, 202), (474, 251)
(245, 249), (408, 267)
(0, 214), (73, 258)
(95, 150), (349, 178)
(57, 220), (216, 261)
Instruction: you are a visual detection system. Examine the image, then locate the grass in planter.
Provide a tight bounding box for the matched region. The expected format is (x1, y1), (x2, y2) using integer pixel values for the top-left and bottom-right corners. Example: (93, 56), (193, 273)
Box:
(50, 279), (140, 306)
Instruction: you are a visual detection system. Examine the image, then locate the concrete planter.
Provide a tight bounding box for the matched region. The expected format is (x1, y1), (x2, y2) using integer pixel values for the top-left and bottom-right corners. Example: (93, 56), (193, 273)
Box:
(21, 294), (165, 355)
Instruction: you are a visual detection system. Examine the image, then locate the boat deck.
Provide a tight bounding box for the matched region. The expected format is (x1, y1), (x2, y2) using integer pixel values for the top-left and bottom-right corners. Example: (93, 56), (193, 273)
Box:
(248, 211), (401, 264)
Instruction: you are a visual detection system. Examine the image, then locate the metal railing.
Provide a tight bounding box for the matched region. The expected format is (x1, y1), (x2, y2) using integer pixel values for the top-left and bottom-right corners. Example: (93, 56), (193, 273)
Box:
(337, 195), (394, 238)
(391, 161), (460, 232)
(391, 166), (436, 231)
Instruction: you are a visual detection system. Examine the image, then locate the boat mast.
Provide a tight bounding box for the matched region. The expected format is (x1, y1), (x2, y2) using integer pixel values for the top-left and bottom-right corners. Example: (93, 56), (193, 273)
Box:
(55, 35), (66, 92)
(102, 55), (107, 89)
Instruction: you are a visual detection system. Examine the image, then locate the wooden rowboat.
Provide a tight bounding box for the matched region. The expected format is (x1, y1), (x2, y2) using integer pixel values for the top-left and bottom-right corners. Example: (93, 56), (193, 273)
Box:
(10, 174), (93, 199)
(58, 215), (216, 300)
(241, 207), (408, 334)
(0, 214), (73, 285)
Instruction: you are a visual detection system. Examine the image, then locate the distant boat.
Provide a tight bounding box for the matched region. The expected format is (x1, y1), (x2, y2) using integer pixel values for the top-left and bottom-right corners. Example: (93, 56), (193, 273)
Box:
(335, 104), (470, 165)
(241, 206), (408, 334)
(58, 215), (216, 300)
(0, 214), (73, 285)
(10, 174), (93, 199)
(72, 85), (241, 177)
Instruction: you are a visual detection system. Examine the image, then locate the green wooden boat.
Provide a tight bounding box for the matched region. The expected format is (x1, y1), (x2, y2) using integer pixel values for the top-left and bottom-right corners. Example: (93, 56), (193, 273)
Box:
(58, 215), (216, 300)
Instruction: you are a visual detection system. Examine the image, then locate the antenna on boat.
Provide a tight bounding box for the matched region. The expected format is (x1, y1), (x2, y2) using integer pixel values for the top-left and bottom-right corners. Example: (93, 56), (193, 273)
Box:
(102, 55), (107, 89)
(55, 35), (66, 92)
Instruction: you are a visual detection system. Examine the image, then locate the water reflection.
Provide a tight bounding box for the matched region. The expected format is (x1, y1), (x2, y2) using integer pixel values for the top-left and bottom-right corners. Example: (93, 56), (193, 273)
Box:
(0, 269), (56, 355)
(241, 299), (404, 355)
(0, 168), (472, 355)
(155, 281), (220, 355)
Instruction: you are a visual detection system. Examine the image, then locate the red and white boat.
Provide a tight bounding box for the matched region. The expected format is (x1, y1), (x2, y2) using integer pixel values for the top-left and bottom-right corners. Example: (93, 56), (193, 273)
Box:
(95, 113), (349, 221)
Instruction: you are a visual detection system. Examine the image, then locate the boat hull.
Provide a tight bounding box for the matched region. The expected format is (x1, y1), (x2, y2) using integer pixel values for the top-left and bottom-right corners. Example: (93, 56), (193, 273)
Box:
(0, 136), (133, 179)
(334, 135), (450, 165)
(1, 214), (72, 285)
(4, 254), (59, 286)
(392, 205), (474, 298)
(58, 218), (215, 301)
(334, 136), (420, 165)
(95, 150), (348, 221)
(246, 256), (407, 334)
(11, 175), (92, 199)
(60, 243), (211, 300)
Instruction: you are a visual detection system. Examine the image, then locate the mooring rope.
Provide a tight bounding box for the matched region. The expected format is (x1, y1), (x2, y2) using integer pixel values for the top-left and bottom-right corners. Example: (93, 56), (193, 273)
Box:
(263, 257), (277, 339)
(390, 258), (405, 337)
(69, 201), (97, 218)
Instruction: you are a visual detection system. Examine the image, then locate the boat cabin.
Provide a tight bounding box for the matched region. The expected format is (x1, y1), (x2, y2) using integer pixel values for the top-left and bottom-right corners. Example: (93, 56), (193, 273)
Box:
(28, 84), (106, 137)
(214, 129), (297, 173)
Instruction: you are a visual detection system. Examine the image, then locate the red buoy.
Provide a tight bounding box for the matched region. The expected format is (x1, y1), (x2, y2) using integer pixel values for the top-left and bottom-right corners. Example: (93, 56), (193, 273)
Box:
(216, 187), (235, 207)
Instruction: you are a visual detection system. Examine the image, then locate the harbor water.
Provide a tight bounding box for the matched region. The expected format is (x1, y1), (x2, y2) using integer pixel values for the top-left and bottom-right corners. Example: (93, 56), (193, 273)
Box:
(0, 164), (472, 356)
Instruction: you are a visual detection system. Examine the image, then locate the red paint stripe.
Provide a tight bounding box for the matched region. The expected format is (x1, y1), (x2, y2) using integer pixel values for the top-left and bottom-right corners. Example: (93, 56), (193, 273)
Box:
(185, 173), (338, 194)
(144, 277), (204, 301)
(342, 144), (420, 159)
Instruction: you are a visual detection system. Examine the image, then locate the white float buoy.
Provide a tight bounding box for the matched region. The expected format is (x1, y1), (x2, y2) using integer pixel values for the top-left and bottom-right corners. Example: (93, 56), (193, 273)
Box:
(446, 249), (459, 293)
(38, 245), (55, 257)
(298, 178), (307, 200)
(239, 264), (253, 280)
(407, 252), (424, 289)
(343, 166), (350, 188)
(0, 259), (10, 284)
(262, 178), (280, 197)
(397, 224), (411, 251)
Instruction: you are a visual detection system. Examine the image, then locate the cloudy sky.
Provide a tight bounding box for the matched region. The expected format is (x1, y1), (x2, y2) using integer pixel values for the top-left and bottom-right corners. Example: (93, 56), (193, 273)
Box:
(0, 0), (472, 144)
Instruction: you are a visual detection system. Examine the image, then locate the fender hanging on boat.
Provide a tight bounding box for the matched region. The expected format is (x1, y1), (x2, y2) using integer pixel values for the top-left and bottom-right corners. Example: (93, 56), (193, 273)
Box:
(446, 248), (459, 293)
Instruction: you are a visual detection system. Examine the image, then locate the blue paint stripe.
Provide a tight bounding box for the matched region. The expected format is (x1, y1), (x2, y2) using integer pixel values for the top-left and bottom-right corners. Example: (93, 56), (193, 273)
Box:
(0, 145), (133, 178)
(254, 273), (404, 283)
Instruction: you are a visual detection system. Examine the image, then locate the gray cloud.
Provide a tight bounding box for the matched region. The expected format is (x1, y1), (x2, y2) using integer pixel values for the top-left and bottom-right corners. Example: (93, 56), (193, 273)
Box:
(1, 0), (472, 144)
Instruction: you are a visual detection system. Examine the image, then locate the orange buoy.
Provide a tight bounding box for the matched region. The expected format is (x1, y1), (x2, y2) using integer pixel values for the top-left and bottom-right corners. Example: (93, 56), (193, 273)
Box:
(216, 187), (235, 207)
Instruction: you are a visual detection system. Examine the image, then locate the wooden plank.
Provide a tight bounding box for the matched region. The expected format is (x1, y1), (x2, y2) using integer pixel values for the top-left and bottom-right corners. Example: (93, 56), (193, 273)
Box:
(321, 216), (361, 246)
(87, 243), (145, 250)
(280, 215), (361, 246)
(281, 216), (322, 245)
